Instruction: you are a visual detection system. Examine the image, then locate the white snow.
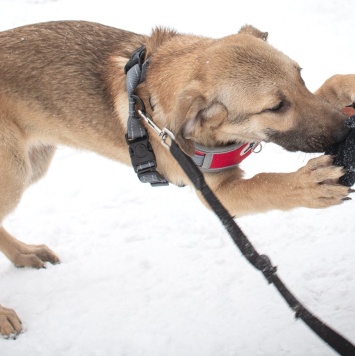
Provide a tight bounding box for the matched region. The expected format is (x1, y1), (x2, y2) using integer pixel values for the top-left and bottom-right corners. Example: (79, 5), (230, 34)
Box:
(0, 0), (354, 355)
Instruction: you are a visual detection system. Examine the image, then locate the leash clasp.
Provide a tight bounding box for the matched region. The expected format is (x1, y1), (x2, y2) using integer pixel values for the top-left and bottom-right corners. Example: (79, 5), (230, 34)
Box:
(160, 128), (175, 149)
(137, 109), (175, 149)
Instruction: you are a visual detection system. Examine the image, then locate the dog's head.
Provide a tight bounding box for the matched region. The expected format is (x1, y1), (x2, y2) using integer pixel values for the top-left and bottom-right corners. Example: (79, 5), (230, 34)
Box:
(146, 26), (349, 155)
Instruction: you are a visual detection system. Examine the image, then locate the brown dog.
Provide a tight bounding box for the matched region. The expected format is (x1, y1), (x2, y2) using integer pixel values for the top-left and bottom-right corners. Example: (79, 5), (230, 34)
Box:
(0, 21), (353, 338)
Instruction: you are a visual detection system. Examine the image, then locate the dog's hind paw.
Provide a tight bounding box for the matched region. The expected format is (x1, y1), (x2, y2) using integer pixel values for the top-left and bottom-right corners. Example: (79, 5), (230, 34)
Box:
(0, 228), (60, 269)
(0, 305), (22, 339)
(12, 243), (60, 269)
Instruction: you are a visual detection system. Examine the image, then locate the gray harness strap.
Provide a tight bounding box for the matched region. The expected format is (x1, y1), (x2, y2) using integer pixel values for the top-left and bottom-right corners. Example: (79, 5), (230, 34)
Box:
(126, 54), (148, 140)
(124, 46), (169, 186)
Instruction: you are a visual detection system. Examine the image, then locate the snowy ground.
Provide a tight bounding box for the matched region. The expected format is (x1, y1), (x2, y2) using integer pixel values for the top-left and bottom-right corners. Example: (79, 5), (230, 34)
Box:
(0, 0), (354, 355)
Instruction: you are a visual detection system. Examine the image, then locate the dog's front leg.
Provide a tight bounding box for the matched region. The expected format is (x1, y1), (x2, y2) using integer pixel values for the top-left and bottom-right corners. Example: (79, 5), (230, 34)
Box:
(315, 74), (355, 110)
(0, 305), (22, 338)
(204, 155), (350, 217)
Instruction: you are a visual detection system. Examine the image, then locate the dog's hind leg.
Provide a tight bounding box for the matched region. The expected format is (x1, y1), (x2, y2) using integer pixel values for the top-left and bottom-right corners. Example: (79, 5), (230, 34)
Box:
(0, 128), (59, 268)
(0, 124), (59, 338)
(28, 145), (56, 184)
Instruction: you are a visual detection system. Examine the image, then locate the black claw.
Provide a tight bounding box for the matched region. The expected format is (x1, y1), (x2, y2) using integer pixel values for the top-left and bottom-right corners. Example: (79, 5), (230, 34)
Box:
(342, 197), (352, 201)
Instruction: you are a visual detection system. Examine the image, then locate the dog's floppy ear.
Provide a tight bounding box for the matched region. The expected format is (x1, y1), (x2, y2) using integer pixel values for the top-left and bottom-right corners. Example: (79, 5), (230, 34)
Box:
(169, 84), (228, 156)
(239, 25), (268, 41)
(169, 86), (205, 156)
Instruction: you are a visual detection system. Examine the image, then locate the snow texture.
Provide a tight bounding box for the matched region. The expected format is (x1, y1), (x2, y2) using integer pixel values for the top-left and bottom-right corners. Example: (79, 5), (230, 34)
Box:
(0, 0), (354, 355)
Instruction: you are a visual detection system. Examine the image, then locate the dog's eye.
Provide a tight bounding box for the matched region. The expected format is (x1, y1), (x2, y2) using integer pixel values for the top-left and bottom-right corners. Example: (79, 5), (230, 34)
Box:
(267, 101), (284, 112)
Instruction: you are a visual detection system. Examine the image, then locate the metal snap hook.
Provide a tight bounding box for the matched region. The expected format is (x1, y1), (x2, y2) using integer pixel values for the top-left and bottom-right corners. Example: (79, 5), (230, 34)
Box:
(253, 142), (263, 153)
(131, 94), (146, 114)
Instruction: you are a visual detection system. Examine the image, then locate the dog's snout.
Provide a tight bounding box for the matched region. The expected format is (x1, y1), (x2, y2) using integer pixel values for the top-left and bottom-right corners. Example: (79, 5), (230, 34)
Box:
(327, 108), (352, 144)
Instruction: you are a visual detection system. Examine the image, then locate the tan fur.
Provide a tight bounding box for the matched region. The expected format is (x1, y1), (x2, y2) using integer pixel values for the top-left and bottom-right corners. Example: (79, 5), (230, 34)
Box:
(314, 74), (355, 109)
(0, 21), (354, 337)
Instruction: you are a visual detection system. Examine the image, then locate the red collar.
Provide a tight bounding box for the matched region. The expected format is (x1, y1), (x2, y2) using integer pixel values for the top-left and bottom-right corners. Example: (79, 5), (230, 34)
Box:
(192, 142), (259, 172)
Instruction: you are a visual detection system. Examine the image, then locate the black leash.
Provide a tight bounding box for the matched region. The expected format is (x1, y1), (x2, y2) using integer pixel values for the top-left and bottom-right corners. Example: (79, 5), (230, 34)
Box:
(168, 139), (355, 356)
(124, 46), (355, 355)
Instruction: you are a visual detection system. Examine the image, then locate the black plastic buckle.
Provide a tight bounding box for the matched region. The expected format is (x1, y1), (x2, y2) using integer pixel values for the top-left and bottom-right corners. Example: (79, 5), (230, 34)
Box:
(125, 134), (169, 187)
(139, 171), (169, 187)
(126, 134), (155, 173)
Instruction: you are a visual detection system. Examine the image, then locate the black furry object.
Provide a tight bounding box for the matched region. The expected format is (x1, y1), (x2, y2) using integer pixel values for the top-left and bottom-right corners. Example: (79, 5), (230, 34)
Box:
(325, 116), (355, 187)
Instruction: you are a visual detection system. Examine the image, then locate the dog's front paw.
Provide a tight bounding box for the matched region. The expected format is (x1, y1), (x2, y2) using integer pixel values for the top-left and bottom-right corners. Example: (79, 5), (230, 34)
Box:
(0, 305), (22, 339)
(291, 155), (351, 208)
(315, 74), (355, 110)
